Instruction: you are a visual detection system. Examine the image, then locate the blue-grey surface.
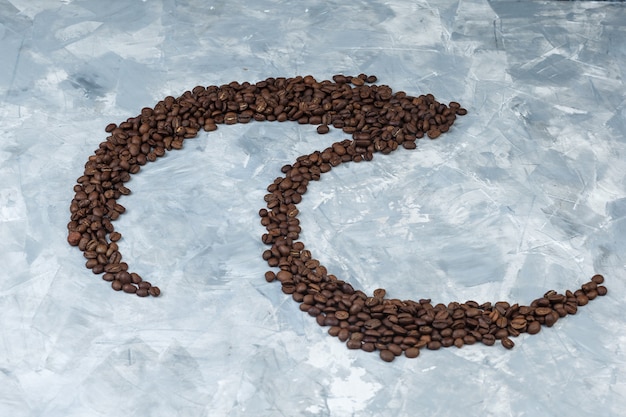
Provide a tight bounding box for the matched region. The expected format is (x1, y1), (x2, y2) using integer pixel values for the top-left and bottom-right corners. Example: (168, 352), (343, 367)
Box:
(1, 0), (625, 416)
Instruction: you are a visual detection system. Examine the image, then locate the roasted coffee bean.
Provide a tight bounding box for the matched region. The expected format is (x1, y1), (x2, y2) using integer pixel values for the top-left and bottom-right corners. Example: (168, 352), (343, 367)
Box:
(501, 337), (515, 350)
(591, 274), (604, 284)
(527, 321), (541, 335)
(427, 341), (442, 350)
(481, 334), (496, 346)
(373, 288), (386, 298)
(380, 349), (395, 362)
(317, 125), (330, 134)
(122, 283), (137, 294)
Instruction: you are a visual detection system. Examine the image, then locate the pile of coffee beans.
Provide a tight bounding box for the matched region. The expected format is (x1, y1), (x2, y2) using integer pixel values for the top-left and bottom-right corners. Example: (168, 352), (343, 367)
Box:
(67, 73), (607, 361)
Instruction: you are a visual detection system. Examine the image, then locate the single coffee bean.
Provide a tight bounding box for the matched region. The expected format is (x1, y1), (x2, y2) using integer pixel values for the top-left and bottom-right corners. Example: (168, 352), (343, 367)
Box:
(373, 288), (386, 298)
(527, 321), (541, 335)
(544, 311), (559, 327)
(481, 334), (496, 346)
(346, 339), (362, 349)
(501, 337), (515, 350)
(122, 283), (137, 294)
(534, 307), (552, 316)
(427, 340), (442, 350)
(67, 231), (82, 246)
(405, 347), (420, 358)
(317, 125), (330, 134)
(591, 274), (604, 284)
(335, 311), (349, 320)
(380, 349), (395, 362)
(337, 328), (350, 342)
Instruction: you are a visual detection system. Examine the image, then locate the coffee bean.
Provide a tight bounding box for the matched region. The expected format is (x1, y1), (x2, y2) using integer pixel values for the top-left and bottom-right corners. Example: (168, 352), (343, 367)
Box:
(317, 125), (330, 134)
(427, 341), (442, 350)
(481, 334), (496, 346)
(337, 328), (350, 342)
(122, 284), (137, 294)
(373, 288), (386, 298)
(534, 307), (552, 316)
(501, 337), (515, 350)
(405, 347), (420, 358)
(335, 311), (349, 320)
(346, 339), (362, 349)
(67, 231), (82, 246)
(591, 274), (604, 284)
(527, 321), (541, 335)
(380, 349), (395, 362)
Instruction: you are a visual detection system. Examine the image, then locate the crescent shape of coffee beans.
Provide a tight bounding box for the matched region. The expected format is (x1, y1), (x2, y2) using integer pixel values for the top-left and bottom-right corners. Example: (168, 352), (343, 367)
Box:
(67, 74), (607, 361)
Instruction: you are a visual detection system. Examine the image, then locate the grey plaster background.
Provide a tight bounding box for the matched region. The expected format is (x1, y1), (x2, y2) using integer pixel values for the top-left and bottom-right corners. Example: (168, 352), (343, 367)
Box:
(1, 0), (625, 416)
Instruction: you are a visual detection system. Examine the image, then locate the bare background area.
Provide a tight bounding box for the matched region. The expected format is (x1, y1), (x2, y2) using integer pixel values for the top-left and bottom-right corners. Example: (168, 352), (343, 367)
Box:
(1, 0), (625, 416)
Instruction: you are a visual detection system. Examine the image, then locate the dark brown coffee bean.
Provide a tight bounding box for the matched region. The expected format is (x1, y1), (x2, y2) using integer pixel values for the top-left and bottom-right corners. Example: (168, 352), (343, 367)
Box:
(591, 274), (604, 284)
(597, 286), (608, 296)
(463, 335), (477, 345)
(527, 321), (541, 335)
(501, 337), (515, 350)
(265, 271), (276, 282)
(317, 125), (330, 134)
(576, 294), (589, 306)
(534, 307), (552, 316)
(380, 349), (395, 362)
(335, 311), (349, 320)
(373, 288), (386, 298)
(67, 231), (82, 246)
(351, 77), (364, 86)
(426, 341), (442, 350)
(481, 334), (496, 346)
(510, 317), (527, 330)
(122, 284), (137, 294)
(148, 286), (160, 297)
(349, 341), (370, 353)
(564, 302), (578, 315)
(337, 328), (350, 342)
(346, 339), (361, 349)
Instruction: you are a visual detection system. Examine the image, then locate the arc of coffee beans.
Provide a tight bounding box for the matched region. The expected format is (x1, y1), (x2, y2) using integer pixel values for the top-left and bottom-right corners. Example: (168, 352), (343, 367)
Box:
(67, 73), (607, 361)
